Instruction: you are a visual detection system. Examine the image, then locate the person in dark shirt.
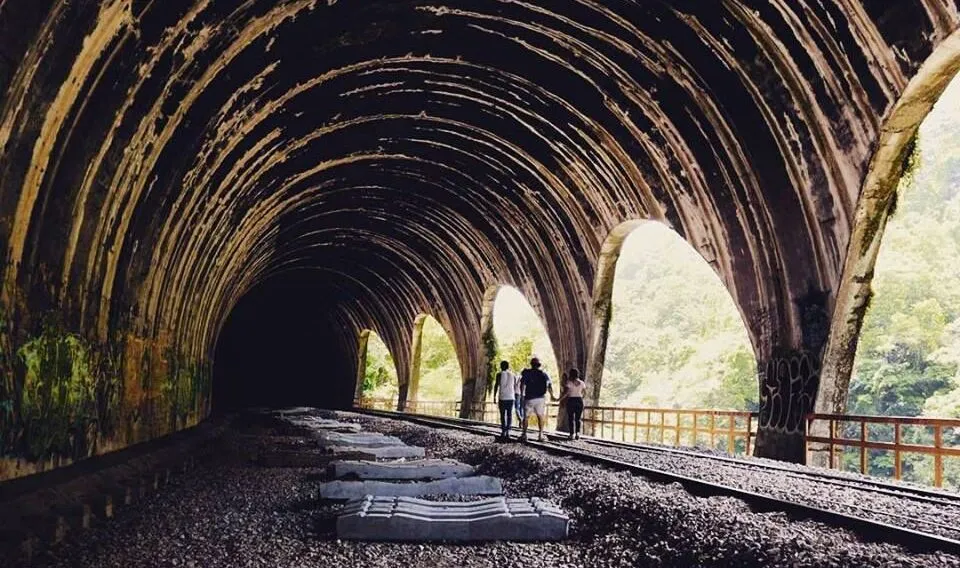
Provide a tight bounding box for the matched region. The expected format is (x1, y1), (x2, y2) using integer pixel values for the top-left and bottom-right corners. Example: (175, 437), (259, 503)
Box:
(519, 357), (556, 442)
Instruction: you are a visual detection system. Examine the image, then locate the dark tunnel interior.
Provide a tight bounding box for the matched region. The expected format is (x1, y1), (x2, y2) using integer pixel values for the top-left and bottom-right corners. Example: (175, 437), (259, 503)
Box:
(212, 271), (358, 414)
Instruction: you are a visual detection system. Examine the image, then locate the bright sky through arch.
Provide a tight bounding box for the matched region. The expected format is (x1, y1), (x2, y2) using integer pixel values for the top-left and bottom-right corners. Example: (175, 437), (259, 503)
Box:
(492, 286), (559, 378)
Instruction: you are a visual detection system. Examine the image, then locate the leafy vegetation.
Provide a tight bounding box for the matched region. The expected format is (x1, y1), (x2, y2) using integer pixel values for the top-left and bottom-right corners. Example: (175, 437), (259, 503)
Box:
(600, 223), (758, 412)
(361, 331), (398, 401)
(415, 316), (462, 401)
(491, 286), (558, 381)
(847, 75), (960, 488)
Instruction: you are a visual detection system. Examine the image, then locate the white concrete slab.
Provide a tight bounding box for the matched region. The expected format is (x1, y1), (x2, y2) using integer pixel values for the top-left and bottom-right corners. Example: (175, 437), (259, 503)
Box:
(318, 476), (503, 499)
(337, 496), (570, 542)
(331, 445), (426, 460)
(330, 459), (475, 480)
(286, 418), (363, 432)
(317, 432), (405, 448)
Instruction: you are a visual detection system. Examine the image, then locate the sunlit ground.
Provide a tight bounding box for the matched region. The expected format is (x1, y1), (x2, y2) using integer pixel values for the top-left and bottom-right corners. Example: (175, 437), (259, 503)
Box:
(600, 222), (757, 411)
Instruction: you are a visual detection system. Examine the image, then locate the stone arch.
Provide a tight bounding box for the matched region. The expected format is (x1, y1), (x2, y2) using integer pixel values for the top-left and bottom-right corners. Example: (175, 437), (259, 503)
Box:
(354, 329), (371, 403)
(355, 328), (401, 409)
(819, 31), (960, 419)
(586, 219), (758, 407)
(409, 313), (464, 408)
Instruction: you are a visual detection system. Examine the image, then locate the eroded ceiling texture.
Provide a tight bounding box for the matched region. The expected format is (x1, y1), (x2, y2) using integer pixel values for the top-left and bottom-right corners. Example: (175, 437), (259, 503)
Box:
(1, 0), (959, 479)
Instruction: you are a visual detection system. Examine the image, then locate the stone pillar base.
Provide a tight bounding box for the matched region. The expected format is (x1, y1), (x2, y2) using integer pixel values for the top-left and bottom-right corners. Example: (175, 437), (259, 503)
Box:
(753, 428), (806, 464)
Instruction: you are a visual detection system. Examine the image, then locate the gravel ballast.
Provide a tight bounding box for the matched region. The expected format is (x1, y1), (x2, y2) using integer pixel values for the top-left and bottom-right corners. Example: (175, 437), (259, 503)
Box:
(24, 410), (960, 567)
(555, 436), (960, 540)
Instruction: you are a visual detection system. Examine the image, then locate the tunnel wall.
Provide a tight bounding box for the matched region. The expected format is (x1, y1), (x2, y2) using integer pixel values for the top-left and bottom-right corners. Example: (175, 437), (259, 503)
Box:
(1, 0), (960, 481)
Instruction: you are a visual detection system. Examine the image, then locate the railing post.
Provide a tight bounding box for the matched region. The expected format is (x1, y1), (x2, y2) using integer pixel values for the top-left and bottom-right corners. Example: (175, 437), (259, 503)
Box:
(646, 410), (652, 443)
(632, 410), (639, 443)
(709, 413), (716, 450)
(659, 411), (665, 444)
(859, 420), (867, 475)
(828, 418), (836, 470)
(894, 423), (902, 481)
(746, 414), (753, 455)
(674, 411), (681, 447)
(692, 412), (699, 448)
(934, 425), (944, 488)
(727, 415), (735, 454)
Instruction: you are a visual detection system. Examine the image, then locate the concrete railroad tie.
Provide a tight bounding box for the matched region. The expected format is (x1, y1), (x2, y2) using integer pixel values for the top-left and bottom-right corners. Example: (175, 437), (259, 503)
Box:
(285, 418), (363, 432)
(319, 476), (503, 499)
(337, 496), (570, 542)
(271, 407), (321, 416)
(330, 459), (475, 480)
(331, 445), (426, 460)
(317, 432), (406, 448)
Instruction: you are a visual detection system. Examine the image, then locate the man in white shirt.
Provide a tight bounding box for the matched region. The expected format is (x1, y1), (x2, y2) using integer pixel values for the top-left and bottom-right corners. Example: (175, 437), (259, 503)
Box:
(493, 360), (519, 440)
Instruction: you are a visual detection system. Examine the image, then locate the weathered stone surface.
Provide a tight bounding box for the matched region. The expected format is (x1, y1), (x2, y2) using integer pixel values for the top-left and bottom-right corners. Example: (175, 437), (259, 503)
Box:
(1, 0), (958, 479)
(337, 496), (569, 542)
(317, 432), (405, 448)
(331, 446), (426, 460)
(330, 459), (475, 480)
(319, 476), (502, 500)
(286, 418), (363, 433)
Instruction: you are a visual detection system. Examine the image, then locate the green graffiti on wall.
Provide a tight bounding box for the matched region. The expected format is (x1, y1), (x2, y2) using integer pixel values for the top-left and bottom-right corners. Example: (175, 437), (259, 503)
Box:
(0, 319), (122, 462)
(164, 349), (210, 431)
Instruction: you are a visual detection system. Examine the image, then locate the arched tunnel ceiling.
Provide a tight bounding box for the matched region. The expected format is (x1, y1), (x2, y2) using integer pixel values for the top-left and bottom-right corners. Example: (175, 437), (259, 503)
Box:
(0, 0), (959, 458)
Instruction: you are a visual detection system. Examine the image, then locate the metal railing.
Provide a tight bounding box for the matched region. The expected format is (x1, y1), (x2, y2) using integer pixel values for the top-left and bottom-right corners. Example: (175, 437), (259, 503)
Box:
(355, 397), (758, 456)
(806, 413), (960, 488)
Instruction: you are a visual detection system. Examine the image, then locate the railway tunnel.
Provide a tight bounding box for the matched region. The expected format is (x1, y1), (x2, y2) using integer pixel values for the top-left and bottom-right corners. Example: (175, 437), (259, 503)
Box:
(2, 1), (960, 565)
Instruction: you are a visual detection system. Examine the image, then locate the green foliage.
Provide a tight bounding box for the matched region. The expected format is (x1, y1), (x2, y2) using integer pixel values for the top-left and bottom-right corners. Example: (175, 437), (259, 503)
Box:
(361, 331), (398, 401)
(490, 286), (558, 381)
(848, 75), (960, 488)
(416, 316), (461, 401)
(599, 223), (758, 411)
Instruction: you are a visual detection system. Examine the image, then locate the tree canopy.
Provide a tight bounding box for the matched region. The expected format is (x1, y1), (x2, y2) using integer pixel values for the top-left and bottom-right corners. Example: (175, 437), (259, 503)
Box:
(414, 315), (462, 401)
(600, 223), (758, 411)
(360, 331), (398, 401)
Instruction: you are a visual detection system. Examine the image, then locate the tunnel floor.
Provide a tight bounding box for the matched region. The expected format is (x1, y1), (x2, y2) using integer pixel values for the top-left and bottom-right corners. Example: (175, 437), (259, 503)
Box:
(27, 412), (960, 568)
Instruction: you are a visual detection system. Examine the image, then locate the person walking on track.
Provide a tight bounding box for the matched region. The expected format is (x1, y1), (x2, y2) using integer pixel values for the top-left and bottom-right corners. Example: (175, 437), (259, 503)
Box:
(560, 369), (587, 440)
(493, 360), (519, 440)
(520, 357), (556, 442)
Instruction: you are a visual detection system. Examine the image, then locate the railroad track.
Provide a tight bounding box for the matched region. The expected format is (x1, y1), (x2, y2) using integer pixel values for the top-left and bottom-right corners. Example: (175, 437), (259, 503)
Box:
(353, 407), (960, 557)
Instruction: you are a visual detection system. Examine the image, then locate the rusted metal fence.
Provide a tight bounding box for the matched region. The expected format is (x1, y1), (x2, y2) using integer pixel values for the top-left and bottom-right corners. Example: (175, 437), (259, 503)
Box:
(355, 397), (758, 456)
(805, 413), (960, 488)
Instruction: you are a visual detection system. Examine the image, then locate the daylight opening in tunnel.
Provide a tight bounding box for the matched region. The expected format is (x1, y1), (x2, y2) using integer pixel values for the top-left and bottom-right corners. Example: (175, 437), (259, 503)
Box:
(488, 286), (559, 387)
(356, 330), (399, 409)
(598, 223), (757, 412)
(844, 73), (960, 489)
(407, 315), (462, 415)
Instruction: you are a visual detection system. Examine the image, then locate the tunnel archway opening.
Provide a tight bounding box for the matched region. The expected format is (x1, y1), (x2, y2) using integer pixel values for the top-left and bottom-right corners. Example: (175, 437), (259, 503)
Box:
(478, 284), (560, 424)
(211, 271), (358, 414)
(487, 285), (559, 384)
(595, 222), (757, 412)
(830, 73), (960, 487)
(408, 314), (462, 414)
(355, 329), (400, 409)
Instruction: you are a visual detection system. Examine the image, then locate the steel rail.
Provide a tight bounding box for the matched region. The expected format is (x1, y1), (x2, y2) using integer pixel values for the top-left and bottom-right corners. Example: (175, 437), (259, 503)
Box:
(353, 408), (960, 557)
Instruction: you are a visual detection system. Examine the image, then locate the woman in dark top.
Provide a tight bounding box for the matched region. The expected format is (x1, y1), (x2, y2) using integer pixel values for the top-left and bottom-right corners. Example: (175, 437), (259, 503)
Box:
(561, 368), (587, 440)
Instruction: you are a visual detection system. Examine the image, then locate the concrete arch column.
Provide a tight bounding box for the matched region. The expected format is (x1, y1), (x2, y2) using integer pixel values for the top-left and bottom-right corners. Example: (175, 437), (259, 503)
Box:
(354, 330), (371, 403)
(817, 32), (960, 449)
